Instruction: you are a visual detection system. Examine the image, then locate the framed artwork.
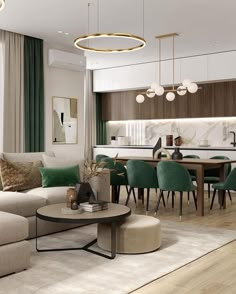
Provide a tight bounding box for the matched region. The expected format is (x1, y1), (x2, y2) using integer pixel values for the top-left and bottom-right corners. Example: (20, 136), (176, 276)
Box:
(52, 96), (78, 144)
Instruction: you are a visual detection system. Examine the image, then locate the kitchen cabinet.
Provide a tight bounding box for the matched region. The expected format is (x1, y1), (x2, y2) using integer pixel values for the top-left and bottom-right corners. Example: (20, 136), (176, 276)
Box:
(101, 80), (236, 121)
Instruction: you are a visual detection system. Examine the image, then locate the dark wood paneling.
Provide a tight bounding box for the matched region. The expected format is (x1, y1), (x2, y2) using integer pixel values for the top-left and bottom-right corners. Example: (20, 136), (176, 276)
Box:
(101, 81), (236, 120)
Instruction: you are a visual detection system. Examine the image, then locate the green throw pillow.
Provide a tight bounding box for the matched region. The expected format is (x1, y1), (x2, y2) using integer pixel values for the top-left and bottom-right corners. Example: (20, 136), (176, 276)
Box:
(39, 165), (80, 187)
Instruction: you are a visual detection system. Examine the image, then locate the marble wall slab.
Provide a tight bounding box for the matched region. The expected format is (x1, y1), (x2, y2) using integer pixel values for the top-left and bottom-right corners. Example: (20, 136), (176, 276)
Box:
(106, 117), (236, 147)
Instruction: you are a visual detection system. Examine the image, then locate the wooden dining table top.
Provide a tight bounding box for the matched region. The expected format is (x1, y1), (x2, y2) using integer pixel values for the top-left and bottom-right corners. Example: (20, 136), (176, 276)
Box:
(117, 156), (236, 166)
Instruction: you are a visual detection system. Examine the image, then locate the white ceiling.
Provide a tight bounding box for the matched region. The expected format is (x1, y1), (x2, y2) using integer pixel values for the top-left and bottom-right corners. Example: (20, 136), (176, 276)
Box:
(0, 0), (236, 70)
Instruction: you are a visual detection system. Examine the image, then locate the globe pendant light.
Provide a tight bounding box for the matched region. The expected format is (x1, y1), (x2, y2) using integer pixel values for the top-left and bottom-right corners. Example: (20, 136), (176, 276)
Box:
(0, 0), (5, 11)
(136, 33), (199, 103)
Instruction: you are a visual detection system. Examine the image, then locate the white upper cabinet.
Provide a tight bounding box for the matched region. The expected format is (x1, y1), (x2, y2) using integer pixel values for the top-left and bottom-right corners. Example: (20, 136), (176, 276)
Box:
(180, 55), (208, 83)
(93, 51), (236, 92)
(207, 51), (236, 81)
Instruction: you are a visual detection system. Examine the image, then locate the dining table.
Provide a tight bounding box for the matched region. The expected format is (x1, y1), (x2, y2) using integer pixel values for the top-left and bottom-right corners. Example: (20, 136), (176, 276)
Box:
(117, 156), (236, 216)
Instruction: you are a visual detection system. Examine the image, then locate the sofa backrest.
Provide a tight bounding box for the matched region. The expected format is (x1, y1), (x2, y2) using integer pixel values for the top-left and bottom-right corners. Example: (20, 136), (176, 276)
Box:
(1, 151), (55, 162)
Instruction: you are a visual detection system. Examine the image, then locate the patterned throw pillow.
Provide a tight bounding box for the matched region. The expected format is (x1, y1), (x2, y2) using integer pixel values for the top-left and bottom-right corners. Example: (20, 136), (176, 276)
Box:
(0, 159), (43, 191)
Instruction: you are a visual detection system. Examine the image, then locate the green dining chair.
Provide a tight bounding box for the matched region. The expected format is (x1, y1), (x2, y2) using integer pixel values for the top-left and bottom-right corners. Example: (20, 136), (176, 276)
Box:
(101, 157), (130, 204)
(126, 160), (163, 214)
(204, 156), (232, 201)
(210, 167), (236, 209)
(95, 154), (109, 163)
(167, 154), (200, 206)
(156, 161), (197, 220)
(183, 154), (200, 205)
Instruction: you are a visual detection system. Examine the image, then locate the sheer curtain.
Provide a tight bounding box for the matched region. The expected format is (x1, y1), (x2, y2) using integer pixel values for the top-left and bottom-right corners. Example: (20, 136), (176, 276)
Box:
(0, 33), (4, 152)
(84, 70), (96, 159)
(0, 30), (24, 152)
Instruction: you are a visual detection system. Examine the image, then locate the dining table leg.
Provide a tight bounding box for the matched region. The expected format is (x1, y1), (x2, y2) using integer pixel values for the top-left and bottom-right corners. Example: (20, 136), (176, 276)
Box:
(219, 165), (226, 209)
(195, 164), (204, 216)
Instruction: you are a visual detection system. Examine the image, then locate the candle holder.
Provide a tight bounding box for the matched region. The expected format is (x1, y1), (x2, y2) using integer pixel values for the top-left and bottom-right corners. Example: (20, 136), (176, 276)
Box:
(66, 188), (77, 208)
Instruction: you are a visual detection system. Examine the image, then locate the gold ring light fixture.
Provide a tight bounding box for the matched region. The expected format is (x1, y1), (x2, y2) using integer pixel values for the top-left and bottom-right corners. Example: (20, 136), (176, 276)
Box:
(74, 33), (146, 53)
(74, 2), (146, 53)
(0, 0), (5, 11)
(136, 33), (199, 103)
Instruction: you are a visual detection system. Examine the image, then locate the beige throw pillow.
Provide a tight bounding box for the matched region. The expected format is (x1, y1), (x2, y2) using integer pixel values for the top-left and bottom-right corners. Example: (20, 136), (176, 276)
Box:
(0, 159), (43, 191)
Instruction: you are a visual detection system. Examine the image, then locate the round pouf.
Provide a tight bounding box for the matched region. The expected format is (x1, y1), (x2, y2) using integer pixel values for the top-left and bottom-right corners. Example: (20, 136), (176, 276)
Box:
(97, 214), (161, 254)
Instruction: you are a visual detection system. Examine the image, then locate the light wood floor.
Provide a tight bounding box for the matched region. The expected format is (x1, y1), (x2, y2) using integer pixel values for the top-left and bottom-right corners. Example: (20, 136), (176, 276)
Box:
(117, 188), (236, 294)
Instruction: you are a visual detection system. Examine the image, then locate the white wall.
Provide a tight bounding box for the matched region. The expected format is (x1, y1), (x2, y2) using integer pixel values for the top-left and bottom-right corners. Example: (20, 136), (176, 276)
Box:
(44, 42), (85, 160)
(93, 51), (236, 92)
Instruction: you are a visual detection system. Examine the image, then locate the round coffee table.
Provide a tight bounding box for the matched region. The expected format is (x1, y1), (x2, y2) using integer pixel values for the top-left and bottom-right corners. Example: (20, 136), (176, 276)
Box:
(36, 203), (131, 259)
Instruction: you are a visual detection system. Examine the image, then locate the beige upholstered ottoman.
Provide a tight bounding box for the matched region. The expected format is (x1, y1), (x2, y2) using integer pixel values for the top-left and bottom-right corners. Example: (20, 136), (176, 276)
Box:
(0, 212), (31, 277)
(97, 214), (161, 254)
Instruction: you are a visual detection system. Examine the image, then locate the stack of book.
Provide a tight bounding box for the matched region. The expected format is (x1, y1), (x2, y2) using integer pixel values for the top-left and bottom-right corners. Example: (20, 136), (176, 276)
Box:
(80, 201), (108, 212)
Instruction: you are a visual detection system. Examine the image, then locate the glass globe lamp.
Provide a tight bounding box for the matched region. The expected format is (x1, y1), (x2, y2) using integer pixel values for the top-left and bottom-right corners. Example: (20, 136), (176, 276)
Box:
(182, 79), (192, 87)
(146, 89), (155, 98)
(150, 82), (158, 91)
(155, 85), (165, 96)
(136, 94), (145, 103)
(187, 82), (198, 93)
(177, 86), (187, 96)
(166, 92), (175, 101)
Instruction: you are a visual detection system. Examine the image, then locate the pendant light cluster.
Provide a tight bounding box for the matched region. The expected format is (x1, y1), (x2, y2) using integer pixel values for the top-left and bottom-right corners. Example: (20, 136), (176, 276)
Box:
(0, 0), (5, 11)
(136, 33), (199, 103)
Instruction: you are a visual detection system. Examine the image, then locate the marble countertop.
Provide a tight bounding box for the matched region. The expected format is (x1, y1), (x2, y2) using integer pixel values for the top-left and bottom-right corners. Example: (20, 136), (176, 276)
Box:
(94, 145), (236, 151)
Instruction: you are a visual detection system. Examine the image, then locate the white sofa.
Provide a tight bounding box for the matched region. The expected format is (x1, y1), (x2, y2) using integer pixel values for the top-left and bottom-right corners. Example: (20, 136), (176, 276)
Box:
(0, 151), (111, 277)
(0, 151), (81, 239)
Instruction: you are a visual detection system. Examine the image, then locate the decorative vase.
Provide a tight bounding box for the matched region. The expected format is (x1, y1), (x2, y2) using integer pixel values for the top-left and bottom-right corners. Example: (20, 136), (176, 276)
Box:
(171, 147), (183, 160)
(152, 137), (162, 158)
(75, 182), (96, 204)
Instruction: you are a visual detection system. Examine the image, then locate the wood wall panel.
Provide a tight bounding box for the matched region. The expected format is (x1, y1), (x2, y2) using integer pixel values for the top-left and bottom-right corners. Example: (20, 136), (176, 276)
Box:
(101, 81), (236, 121)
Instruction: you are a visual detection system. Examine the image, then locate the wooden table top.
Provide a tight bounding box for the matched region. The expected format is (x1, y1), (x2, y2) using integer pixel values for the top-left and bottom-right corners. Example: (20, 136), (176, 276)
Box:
(117, 156), (236, 166)
(36, 203), (131, 224)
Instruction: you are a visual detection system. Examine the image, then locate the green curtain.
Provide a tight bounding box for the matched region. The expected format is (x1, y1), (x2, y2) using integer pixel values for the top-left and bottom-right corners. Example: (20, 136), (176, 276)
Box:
(24, 36), (44, 152)
(96, 93), (107, 145)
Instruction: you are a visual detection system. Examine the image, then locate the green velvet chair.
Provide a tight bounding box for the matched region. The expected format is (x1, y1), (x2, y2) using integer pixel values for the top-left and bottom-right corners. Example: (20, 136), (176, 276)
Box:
(126, 160), (163, 213)
(204, 156), (232, 201)
(101, 157), (130, 204)
(210, 167), (236, 209)
(183, 154), (200, 205)
(156, 161), (197, 220)
(167, 154), (200, 205)
(95, 154), (109, 163)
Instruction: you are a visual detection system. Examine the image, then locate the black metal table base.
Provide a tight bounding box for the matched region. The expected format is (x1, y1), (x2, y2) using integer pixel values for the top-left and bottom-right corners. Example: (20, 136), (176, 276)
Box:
(36, 217), (116, 259)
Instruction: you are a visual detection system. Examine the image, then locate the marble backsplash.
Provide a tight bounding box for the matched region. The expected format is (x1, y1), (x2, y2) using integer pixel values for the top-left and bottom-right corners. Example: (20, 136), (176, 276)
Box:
(106, 117), (236, 147)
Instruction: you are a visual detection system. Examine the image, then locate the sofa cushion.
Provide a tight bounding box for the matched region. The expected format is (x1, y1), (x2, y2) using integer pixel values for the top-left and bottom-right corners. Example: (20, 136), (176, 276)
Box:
(25, 186), (70, 204)
(0, 211), (28, 246)
(2, 151), (54, 162)
(42, 154), (83, 168)
(0, 191), (46, 217)
(42, 154), (83, 178)
(39, 165), (79, 187)
(0, 159), (43, 191)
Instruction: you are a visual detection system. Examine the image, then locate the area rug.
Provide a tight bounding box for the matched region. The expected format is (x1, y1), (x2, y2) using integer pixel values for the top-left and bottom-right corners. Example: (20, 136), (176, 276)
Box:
(0, 221), (236, 294)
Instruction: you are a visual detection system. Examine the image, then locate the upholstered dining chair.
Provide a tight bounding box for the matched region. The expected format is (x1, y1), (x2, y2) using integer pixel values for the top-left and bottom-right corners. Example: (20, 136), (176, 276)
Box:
(204, 155), (232, 201)
(167, 154), (200, 206)
(126, 159), (164, 214)
(99, 157), (130, 204)
(183, 154), (200, 205)
(210, 167), (236, 209)
(95, 154), (109, 163)
(156, 161), (197, 221)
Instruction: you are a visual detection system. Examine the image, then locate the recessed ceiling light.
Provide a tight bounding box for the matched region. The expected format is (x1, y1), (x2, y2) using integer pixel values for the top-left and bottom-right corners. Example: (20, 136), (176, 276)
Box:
(57, 30), (63, 34)
(64, 32), (69, 36)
